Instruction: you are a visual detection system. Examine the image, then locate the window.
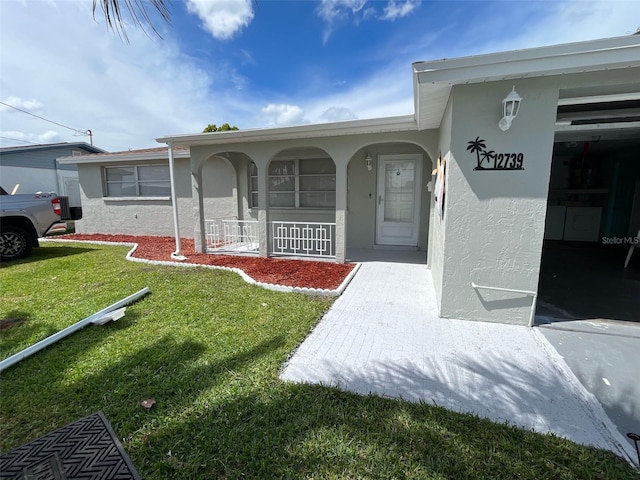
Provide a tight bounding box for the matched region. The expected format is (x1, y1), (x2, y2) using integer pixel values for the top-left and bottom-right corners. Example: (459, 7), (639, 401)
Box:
(249, 159), (336, 208)
(104, 165), (170, 197)
(297, 158), (336, 208)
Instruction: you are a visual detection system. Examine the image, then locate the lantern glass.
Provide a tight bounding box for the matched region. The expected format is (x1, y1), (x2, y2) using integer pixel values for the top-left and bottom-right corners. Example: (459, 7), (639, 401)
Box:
(499, 86), (522, 131)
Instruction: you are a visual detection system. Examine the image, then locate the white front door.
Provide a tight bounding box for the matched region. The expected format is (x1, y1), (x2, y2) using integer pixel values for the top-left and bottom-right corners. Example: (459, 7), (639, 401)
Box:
(376, 154), (422, 246)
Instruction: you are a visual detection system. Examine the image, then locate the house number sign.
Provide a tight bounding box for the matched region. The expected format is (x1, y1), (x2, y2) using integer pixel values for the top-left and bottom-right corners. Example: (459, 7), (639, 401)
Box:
(467, 137), (524, 171)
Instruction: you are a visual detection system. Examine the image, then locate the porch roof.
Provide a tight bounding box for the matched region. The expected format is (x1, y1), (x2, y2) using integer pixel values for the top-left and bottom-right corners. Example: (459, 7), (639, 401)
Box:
(412, 35), (640, 130)
(156, 114), (417, 147)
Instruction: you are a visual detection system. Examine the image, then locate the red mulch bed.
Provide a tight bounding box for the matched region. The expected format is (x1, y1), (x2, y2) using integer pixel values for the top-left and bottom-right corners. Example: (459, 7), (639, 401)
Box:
(54, 234), (355, 291)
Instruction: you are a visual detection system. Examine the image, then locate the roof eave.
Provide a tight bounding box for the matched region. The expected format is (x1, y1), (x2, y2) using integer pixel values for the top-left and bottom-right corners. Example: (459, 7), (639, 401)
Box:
(413, 35), (640, 130)
(413, 35), (640, 84)
(57, 150), (190, 165)
(0, 142), (106, 155)
(156, 115), (418, 147)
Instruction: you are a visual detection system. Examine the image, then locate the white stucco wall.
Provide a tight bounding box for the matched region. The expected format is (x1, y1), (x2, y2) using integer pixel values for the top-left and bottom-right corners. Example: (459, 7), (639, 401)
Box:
(436, 80), (559, 325)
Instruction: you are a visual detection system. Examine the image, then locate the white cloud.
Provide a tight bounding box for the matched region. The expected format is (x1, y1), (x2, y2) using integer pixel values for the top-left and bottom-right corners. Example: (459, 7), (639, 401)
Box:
(320, 106), (358, 122)
(260, 104), (308, 126)
(317, 0), (367, 22)
(186, 0), (254, 40)
(446, 1), (640, 58)
(318, 0), (420, 41)
(2, 0), (639, 153)
(362, 7), (377, 21)
(0, 130), (62, 145)
(305, 67), (414, 122)
(0, 1), (235, 151)
(237, 49), (256, 66)
(308, 0), (640, 124)
(381, 0), (421, 21)
(0, 96), (44, 113)
(318, 0), (368, 42)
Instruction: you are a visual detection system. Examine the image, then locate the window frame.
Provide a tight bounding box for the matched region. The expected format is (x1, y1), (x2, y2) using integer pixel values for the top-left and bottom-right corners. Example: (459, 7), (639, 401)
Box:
(103, 164), (171, 198)
(249, 161), (259, 208)
(249, 158), (336, 209)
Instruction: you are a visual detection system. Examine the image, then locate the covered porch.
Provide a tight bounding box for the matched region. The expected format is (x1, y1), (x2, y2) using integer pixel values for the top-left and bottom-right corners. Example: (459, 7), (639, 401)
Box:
(159, 116), (436, 263)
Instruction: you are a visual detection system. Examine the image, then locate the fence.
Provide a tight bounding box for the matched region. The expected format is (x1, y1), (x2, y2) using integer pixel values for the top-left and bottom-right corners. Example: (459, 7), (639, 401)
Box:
(205, 218), (259, 252)
(270, 221), (336, 258)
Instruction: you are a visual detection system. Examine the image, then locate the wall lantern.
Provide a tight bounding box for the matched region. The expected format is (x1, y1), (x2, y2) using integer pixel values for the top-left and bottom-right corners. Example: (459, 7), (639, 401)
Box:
(498, 86), (522, 132)
(365, 153), (373, 171)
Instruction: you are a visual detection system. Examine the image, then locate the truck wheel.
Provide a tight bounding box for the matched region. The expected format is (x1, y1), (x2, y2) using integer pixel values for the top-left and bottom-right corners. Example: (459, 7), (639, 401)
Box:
(0, 225), (33, 261)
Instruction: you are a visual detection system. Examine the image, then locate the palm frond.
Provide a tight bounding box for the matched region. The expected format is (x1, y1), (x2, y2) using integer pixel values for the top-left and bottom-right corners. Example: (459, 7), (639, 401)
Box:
(93, 0), (171, 43)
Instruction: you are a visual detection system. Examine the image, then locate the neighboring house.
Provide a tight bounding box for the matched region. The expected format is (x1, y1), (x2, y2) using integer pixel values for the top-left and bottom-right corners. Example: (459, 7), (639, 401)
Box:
(0, 142), (106, 207)
(60, 35), (640, 326)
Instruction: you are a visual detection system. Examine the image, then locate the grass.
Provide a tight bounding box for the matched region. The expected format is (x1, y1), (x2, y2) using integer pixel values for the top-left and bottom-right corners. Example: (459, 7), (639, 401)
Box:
(1, 242), (637, 479)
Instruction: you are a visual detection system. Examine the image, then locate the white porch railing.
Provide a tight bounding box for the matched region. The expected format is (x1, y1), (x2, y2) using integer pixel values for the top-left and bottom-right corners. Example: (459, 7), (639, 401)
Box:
(205, 218), (259, 253)
(270, 221), (336, 258)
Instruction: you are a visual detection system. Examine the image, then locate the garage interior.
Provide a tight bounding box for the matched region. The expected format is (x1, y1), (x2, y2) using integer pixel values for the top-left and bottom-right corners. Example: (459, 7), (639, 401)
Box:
(536, 87), (640, 324)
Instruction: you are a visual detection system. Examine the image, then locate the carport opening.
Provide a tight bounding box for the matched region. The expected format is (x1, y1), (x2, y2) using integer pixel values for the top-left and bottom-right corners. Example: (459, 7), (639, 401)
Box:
(537, 130), (640, 323)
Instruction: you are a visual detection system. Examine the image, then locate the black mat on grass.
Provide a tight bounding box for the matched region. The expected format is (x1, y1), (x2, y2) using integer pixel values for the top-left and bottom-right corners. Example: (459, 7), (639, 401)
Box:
(0, 411), (140, 480)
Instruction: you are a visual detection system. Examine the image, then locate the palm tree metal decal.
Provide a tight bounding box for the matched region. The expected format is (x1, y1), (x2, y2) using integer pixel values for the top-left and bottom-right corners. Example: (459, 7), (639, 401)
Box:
(467, 137), (487, 170)
(467, 138), (524, 170)
(480, 149), (495, 169)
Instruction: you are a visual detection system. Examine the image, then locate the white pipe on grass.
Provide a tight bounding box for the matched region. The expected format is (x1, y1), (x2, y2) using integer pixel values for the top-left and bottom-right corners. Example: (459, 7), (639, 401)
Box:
(0, 287), (150, 373)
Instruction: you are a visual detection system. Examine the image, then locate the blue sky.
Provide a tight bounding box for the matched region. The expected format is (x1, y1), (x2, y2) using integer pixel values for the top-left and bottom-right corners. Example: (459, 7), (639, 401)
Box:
(1, 0), (639, 151)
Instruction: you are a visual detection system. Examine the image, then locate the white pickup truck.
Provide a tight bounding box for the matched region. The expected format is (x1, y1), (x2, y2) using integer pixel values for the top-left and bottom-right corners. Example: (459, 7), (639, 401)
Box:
(0, 186), (81, 261)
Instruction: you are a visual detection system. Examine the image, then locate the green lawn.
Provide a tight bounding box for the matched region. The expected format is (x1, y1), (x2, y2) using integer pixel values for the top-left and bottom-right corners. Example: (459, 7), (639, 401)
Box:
(1, 242), (636, 479)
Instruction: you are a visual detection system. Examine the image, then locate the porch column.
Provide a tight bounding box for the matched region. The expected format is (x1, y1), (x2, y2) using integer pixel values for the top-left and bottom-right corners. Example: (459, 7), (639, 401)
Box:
(168, 143), (186, 260)
(335, 161), (348, 263)
(191, 156), (206, 253)
(256, 159), (269, 258)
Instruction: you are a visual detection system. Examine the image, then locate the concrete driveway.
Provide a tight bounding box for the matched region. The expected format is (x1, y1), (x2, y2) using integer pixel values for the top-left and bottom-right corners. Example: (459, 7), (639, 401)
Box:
(538, 318), (640, 454)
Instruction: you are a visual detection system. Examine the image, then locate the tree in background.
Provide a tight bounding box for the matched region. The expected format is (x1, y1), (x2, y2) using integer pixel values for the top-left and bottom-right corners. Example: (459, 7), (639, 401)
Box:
(203, 123), (239, 133)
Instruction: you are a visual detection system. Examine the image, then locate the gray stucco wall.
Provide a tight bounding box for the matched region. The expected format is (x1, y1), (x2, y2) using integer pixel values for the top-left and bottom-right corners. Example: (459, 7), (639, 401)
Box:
(201, 156), (239, 220)
(428, 96), (454, 310)
(436, 79), (559, 325)
(76, 158), (196, 236)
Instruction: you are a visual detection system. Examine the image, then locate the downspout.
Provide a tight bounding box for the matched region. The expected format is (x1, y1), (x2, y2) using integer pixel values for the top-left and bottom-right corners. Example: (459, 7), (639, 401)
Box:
(168, 142), (187, 260)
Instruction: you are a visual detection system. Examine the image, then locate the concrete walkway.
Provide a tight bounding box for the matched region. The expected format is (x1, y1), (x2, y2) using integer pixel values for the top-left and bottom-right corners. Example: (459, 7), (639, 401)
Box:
(280, 250), (636, 465)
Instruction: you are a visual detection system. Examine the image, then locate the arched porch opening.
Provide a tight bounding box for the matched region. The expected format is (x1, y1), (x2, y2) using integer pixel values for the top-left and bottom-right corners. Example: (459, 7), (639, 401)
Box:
(346, 142), (433, 253)
(264, 147), (338, 258)
(191, 151), (258, 254)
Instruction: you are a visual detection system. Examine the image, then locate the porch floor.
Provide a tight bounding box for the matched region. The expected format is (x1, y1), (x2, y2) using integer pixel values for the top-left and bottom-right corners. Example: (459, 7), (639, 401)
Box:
(346, 248), (426, 264)
(280, 252), (634, 462)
